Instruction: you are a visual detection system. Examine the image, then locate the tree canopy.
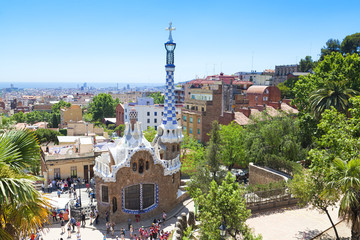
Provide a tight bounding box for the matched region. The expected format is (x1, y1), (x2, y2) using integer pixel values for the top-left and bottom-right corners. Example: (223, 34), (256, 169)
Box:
(88, 93), (118, 121)
(149, 92), (165, 104)
(195, 173), (262, 240)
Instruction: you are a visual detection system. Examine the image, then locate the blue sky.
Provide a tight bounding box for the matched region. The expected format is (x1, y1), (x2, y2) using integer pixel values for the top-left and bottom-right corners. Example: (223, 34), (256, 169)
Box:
(0, 0), (359, 84)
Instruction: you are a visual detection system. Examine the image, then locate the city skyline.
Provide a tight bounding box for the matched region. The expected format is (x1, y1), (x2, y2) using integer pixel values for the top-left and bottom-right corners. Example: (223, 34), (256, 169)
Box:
(0, 0), (359, 83)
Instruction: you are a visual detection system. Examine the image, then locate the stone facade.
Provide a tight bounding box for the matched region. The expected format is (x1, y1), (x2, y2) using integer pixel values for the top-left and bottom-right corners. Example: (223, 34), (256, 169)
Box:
(95, 150), (181, 222)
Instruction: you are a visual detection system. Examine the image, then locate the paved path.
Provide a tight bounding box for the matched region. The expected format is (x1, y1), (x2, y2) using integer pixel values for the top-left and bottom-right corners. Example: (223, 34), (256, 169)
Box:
(42, 188), (351, 240)
(247, 205), (345, 240)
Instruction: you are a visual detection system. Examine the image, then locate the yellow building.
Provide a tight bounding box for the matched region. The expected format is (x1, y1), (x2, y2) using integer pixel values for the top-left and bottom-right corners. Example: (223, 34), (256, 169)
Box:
(41, 136), (101, 186)
(60, 105), (83, 128)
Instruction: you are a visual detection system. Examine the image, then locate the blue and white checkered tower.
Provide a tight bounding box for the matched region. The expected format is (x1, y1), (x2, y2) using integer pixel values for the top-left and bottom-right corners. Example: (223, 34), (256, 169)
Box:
(155, 22), (183, 144)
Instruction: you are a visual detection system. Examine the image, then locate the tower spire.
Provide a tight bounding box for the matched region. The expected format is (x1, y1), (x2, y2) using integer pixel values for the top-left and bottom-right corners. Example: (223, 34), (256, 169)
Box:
(155, 23), (183, 144)
(165, 22), (176, 43)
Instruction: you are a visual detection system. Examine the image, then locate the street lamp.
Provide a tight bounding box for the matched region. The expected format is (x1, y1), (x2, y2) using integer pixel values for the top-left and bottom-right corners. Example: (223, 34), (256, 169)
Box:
(78, 181), (82, 207)
(219, 222), (226, 239)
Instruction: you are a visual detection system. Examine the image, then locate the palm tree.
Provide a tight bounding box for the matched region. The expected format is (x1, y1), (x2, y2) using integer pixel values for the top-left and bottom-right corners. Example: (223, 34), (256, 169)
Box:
(0, 130), (51, 240)
(329, 158), (360, 240)
(309, 81), (359, 118)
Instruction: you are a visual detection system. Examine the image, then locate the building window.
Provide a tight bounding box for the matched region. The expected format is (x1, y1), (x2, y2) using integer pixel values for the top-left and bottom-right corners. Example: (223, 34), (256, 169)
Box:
(172, 174), (175, 183)
(172, 145), (175, 152)
(189, 127), (193, 134)
(139, 160), (144, 174)
(263, 97), (268, 101)
(154, 119), (157, 123)
(177, 144), (180, 152)
(147, 112), (150, 116)
(70, 166), (77, 178)
(198, 118), (200, 124)
(123, 184), (157, 213)
(54, 168), (61, 179)
(202, 107), (204, 112)
(161, 112), (164, 116)
(154, 112), (157, 116)
(102, 185), (109, 203)
(113, 197), (118, 213)
(197, 129), (200, 135)
(155, 126), (157, 130)
(183, 126), (187, 131)
(133, 162), (137, 172)
(124, 184), (140, 210)
(183, 116), (187, 122)
(146, 161), (149, 170)
(147, 119), (150, 123)
(189, 117), (193, 123)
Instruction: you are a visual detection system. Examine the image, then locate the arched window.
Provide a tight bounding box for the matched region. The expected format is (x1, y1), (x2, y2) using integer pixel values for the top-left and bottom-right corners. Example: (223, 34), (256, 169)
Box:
(132, 162), (137, 172)
(146, 161), (149, 170)
(113, 197), (117, 213)
(172, 145), (175, 152)
(177, 145), (180, 152)
(139, 160), (144, 174)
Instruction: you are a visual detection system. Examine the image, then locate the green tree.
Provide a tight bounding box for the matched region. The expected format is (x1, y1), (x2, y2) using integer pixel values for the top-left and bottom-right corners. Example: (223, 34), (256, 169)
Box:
(309, 81), (358, 119)
(299, 56), (315, 72)
(34, 128), (62, 145)
(0, 130), (51, 239)
(219, 122), (245, 170)
(328, 158), (360, 239)
(278, 82), (292, 99)
(206, 121), (222, 181)
(114, 124), (125, 137)
(181, 133), (205, 176)
(320, 39), (341, 60)
(149, 92), (165, 104)
(293, 52), (360, 113)
(89, 93), (117, 121)
(51, 100), (71, 113)
(143, 127), (157, 142)
(196, 173), (261, 240)
(341, 32), (360, 55)
(290, 168), (340, 240)
(11, 111), (26, 123)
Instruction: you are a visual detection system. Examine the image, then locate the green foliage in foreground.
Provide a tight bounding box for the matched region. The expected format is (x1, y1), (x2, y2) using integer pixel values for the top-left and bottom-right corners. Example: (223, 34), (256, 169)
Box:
(195, 173), (262, 240)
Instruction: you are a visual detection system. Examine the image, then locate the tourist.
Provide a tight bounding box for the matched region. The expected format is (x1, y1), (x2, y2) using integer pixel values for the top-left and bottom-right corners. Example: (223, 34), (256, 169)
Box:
(115, 236), (119, 240)
(60, 219), (65, 233)
(52, 210), (57, 222)
(81, 211), (86, 226)
(71, 217), (76, 231)
(57, 189), (61, 198)
(41, 182), (44, 192)
(59, 211), (63, 221)
(76, 232), (81, 240)
(48, 182), (52, 193)
(162, 211), (166, 222)
(67, 222), (72, 238)
(95, 210), (100, 224)
(103, 234), (107, 240)
(111, 222), (115, 236)
(106, 222), (110, 235)
(76, 220), (81, 233)
(130, 224), (134, 238)
(89, 211), (94, 225)
(120, 227), (126, 240)
(128, 217), (132, 230)
(105, 210), (109, 222)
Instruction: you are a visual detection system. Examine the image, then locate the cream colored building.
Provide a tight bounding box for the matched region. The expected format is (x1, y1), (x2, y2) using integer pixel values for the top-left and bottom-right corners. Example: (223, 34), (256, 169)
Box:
(60, 105), (83, 127)
(66, 121), (106, 137)
(41, 136), (102, 185)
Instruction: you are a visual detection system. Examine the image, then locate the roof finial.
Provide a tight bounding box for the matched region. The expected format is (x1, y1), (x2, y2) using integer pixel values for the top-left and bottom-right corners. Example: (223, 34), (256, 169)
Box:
(165, 22), (175, 42)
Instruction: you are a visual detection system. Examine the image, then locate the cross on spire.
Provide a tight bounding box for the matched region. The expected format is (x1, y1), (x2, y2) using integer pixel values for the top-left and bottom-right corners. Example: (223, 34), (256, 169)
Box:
(165, 22), (175, 42)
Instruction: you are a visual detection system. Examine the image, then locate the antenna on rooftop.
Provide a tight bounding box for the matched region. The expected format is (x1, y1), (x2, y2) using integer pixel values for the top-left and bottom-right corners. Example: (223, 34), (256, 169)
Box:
(251, 51), (254, 71)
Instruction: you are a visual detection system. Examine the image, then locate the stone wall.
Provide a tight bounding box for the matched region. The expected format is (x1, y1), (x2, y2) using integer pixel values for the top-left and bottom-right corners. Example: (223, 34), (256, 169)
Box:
(249, 163), (288, 185)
